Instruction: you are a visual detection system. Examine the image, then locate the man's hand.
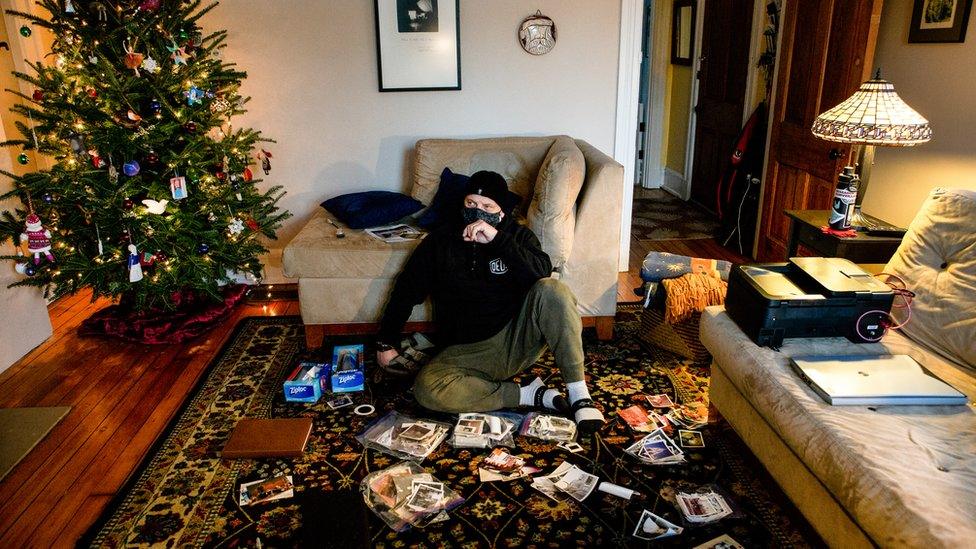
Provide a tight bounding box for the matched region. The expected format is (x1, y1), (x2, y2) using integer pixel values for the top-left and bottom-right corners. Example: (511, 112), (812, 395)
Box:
(462, 220), (498, 244)
(377, 349), (400, 368)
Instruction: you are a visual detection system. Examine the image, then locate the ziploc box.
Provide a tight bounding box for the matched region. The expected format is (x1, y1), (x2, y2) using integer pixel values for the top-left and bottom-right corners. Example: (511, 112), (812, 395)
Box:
(283, 361), (330, 403)
(331, 344), (365, 393)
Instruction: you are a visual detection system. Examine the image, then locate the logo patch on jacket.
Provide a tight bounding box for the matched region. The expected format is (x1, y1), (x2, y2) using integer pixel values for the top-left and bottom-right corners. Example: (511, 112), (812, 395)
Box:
(489, 258), (508, 275)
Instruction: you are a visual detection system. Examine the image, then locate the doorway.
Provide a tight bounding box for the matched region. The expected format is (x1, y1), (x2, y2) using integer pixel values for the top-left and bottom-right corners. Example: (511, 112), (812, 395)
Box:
(629, 0), (777, 260)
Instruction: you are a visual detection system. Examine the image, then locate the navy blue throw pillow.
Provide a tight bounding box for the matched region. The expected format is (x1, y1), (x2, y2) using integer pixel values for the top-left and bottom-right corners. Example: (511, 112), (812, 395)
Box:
(321, 191), (424, 230)
(416, 168), (470, 229)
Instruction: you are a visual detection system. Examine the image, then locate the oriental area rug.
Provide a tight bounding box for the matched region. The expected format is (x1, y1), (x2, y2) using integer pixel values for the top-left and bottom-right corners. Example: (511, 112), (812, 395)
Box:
(632, 189), (720, 241)
(83, 306), (820, 548)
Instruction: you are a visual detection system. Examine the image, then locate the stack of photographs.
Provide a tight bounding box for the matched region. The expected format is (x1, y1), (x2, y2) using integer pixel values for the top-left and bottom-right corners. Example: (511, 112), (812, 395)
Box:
(357, 411), (451, 461)
(633, 510), (683, 541)
(361, 462), (464, 532)
(676, 489), (733, 524)
(521, 412), (577, 442)
(238, 474), (294, 506)
(624, 428), (685, 465)
(617, 405), (670, 433)
(478, 448), (540, 482)
(668, 402), (709, 430)
(451, 412), (518, 448)
(530, 462), (599, 502)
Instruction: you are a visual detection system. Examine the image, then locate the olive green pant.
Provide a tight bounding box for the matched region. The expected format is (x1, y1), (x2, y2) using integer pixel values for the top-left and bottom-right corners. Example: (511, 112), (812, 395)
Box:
(413, 278), (585, 413)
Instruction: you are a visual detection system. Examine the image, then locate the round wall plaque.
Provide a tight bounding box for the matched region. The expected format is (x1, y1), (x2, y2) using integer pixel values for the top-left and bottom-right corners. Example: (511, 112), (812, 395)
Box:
(518, 11), (557, 55)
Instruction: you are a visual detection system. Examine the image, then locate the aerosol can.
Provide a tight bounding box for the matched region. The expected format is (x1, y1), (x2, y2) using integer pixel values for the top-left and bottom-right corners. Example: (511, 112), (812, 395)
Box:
(829, 166), (859, 230)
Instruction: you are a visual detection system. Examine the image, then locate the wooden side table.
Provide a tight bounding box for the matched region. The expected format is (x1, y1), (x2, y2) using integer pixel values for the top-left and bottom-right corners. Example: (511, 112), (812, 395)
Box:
(784, 210), (904, 264)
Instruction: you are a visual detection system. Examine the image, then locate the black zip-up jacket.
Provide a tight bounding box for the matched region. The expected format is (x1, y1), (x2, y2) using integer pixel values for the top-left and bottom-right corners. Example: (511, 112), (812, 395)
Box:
(378, 216), (553, 346)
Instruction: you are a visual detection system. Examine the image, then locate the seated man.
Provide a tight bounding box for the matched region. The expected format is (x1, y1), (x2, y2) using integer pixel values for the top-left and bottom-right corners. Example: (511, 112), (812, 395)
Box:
(375, 170), (605, 432)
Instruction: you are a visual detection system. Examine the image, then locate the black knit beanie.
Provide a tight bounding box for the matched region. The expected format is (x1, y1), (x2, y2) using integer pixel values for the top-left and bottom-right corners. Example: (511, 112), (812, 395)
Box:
(464, 171), (521, 214)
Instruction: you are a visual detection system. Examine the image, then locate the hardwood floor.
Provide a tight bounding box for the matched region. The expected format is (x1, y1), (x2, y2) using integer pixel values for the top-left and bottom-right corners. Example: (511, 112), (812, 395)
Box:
(1, 191), (746, 546)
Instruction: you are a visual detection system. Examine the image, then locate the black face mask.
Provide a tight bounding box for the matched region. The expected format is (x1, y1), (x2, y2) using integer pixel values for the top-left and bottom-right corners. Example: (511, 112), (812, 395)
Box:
(462, 206), (502, 227)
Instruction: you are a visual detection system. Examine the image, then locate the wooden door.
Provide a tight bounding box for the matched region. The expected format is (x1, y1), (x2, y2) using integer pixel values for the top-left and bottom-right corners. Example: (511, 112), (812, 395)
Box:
(688, 0), (755, 213)
(756, 0), (883, 261)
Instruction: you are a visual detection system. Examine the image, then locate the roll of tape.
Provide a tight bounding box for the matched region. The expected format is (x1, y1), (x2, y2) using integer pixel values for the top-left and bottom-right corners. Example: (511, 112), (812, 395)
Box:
(353, 404), (375, 416)
(597, 482), (638, 500)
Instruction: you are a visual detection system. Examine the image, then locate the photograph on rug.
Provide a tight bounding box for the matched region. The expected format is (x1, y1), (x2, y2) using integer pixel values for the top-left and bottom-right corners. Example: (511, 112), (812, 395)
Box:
(82, 308), (819, 547)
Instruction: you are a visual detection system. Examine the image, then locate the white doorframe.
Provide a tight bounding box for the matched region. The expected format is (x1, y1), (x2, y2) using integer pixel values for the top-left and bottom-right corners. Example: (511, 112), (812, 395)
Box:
(613, 0), (645, 272)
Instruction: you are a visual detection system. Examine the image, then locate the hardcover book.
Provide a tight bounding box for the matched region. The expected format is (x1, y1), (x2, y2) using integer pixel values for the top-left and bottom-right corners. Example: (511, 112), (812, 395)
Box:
(221, 418), (313, 459)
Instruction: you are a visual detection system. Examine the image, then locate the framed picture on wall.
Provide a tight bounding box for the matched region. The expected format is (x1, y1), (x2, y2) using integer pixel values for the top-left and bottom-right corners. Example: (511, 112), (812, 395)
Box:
(374, 0), (461, 91)
(909, 0), (973, 43)
(670, 0), (696, 65)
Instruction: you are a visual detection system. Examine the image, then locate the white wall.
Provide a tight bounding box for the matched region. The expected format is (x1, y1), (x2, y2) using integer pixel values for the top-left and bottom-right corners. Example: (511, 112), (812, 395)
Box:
(212, 1), (622, 245)
(861, 1), (976, 228)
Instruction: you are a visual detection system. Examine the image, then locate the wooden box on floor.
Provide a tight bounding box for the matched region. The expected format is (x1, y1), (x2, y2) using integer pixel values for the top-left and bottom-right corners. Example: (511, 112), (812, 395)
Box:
(638, 308), (710, 364)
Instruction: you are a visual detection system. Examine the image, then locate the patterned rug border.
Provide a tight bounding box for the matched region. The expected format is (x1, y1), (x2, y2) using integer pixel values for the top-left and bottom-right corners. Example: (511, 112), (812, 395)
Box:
(78, 315), (304, 547)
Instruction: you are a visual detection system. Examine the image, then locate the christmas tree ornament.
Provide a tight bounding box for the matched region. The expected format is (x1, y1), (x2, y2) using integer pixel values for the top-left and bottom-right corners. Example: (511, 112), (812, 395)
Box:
(231, 181), (242, 201)
(168, 40), (188, 65)
(15, 260), (27, 275)
(19, 26), (31, 37)
(24, 264), (37, 277)
(87, 87), (98, 98)
(123, 160), (141, 176)
(118, 228), (131, 245)
(141, 198), (169, 214)
(184, 121), (197, 133)
(91, 154), (107, 168)
(177, 28), (190, 42)
(138, 0), (161, 12)
(141, 56), (160, 74)
(68, 134), (89, 159)
(123, 197), (135, 210)
(17, 153), (29, 165)
(41, 193), (54, 204)
(197, 243), (210, 254)
(127, 244), (144, 282)
(227, 218), (244, 235)
(215, 170), (227, 181)
(90, 2), (107, 24)
(184, 86), (204, 105)
(145, 151), (159, 165)
(21, 213), (56, 265)
(209, 96), (231, 114)
(127, 110), (143, 123)
(245, 217), (260, 231)
(242, 167), (253, 182)
(108, 163), (119, 183)
(148, 98), (162, 114)
(170, 175), (188, 200)
(139, 251), (156, 267)
(95, 224), (103, 256)
(154, 250), (167, 262)
(258, 149), (273, 175)
(64, 0), (77, 14)
(32, 89), (44, 101)
(123, 41), (144, 76)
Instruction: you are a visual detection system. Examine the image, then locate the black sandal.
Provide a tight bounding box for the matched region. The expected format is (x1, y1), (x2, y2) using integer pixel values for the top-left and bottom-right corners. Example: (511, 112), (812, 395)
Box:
(571, 398), (605, 434)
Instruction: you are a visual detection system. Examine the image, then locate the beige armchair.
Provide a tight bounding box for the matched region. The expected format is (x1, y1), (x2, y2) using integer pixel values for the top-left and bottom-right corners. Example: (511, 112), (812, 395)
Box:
(283, 136), (623, 348)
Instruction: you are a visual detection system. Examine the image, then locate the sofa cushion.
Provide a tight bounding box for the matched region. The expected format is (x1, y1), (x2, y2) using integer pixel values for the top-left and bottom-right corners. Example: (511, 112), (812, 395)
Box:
(700, 306), (976, 547)
(282, 210), (421, 279)
(527, 137), (585, 269)
(416, 168), (469, 229)
(884, 188), (976, 370)
(321, 191), (424, 230)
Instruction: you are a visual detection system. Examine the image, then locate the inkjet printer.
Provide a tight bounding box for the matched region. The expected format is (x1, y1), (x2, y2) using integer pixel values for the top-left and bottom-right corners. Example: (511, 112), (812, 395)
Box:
(725, 257), (894, 347)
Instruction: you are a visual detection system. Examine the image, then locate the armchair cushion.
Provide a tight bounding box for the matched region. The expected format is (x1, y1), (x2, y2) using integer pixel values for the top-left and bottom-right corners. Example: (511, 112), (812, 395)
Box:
(527, 136), (585, 269)
(321, 191), (424, 230)
(884, 188), (976, 369)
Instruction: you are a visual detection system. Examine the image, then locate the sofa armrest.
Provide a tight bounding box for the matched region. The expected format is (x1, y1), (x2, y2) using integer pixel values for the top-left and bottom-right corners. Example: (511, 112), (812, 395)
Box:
(559, 140), (623, 316)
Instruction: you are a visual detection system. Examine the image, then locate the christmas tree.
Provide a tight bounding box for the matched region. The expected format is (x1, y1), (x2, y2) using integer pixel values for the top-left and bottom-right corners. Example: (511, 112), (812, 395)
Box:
(0, 0), (290, 311)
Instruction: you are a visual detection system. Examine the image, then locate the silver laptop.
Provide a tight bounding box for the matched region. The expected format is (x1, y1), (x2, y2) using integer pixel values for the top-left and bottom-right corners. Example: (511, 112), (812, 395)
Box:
(789, 355), (969, 406)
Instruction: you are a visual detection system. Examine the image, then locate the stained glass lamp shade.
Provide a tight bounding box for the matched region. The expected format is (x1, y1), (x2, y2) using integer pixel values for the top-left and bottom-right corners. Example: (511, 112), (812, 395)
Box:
(811, 73), (932, 230)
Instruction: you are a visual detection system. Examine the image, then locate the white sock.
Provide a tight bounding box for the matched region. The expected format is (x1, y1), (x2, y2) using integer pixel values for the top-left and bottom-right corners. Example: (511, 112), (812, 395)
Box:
(566, 380), (591, 404)
(519, 378), (545, 407)
(519, 377), (562, 409)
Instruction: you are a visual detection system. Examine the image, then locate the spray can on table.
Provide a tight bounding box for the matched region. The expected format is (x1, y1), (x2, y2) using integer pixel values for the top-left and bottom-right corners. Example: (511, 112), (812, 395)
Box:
(829, 166), (859, 230)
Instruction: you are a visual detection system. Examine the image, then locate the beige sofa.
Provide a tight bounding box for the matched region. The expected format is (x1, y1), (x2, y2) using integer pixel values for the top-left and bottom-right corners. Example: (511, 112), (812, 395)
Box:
(700, 188), (976, 547)
(283, 136), (624, 348)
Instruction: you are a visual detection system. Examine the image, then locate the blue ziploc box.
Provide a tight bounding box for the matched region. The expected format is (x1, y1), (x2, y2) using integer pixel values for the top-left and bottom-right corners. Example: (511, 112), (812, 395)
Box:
(331, 344), (365, 393)
(283, 361), (330, 402)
